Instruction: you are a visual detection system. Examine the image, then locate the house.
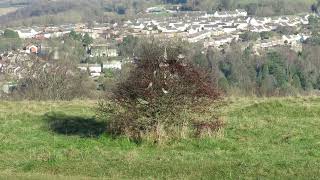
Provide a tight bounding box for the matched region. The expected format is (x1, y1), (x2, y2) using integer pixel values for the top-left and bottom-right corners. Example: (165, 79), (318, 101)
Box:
(60, 24), (74, 33)
(214, 11), (229, 18)
(146, 7), (165, 13)
(24, 45), (39, 54)
(160, 26), (179, 33)
(15, 28), (38, 39)
(282, 34), (309, 44)
(234, 19), (248, 30)
(279, 16), (290, 23)
(205, 35), (238, 48)
(214, 9), (247, 18)
(89, 45), (118, 57)
(203, 24), (218, 31)
(103, 60), (122, 69)
(254, 38), (284, 49)
(285, 20), (300, 27)
(265, 23), (279, 30)
(236, 9), (248, 17)
(188, 25), (201, 34)
(188, 30), (212, 43)
(131, 23), (145, 32)
(52, 31), (67, 38)
(173, 23), (189, 32)
(87, 32), (100, 39)
(248, 18), (263, 26)
(78, 64), (102, 77)
(216, 22), (228, 28)
(212, 28), (225, 36)
(222, 25), (238, 33)
(107, 49), (118, 57)
(250, 25), (272, 33)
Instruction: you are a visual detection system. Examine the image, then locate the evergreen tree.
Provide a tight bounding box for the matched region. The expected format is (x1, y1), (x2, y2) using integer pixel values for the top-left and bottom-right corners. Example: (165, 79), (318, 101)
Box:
(267, 52), (287, 88)
(260, 75), (276, 96)
(82, 33), (93, 46)
(69, 30), (82, 41)
(292, 74), (302, 89)
(257, 64), (269, 86)
(3, 29), (19, 38)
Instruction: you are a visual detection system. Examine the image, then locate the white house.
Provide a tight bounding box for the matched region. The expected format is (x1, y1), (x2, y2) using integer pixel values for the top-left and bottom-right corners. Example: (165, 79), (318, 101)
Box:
(222, 25), (238, 33)
(202, 24), (218, 31)
(173, 23), (189, 32)
(254, 38), (284, 49)
(248, 18), (263, 26)
(15, 28), (38, 39)
(205, 35), (237, 48)
(282, 34), (309, 44)
(131, 23), (145, 32)
(214, 9), (247, 18)
(250, 25), (272, 33)
(214, 11), (230, 18)
(160, 26), (179, 33)
(103, 60), (122, 69)
(188, 25), (202, 34)
(107, 49), (118, 57)
(236, 9), (248, 17)
(78, 64), (102, 77)
(89, 45), (118, 57)
(212, 28), (225, 36)
(188, 30), (212, 43)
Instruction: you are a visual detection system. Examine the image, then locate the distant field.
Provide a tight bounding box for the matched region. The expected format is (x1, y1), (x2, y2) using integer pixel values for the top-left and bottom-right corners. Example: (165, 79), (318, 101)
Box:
(1, 97), (320, 179)
(0, 7), (17, 16)
(237, 0), (316, 4)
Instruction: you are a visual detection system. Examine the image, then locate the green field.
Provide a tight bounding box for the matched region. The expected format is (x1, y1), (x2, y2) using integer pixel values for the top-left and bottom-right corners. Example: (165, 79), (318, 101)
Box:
(1, 97), (320, 179)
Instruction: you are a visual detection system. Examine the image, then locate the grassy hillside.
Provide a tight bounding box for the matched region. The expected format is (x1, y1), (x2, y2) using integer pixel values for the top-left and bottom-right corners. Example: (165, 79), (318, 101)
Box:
(1, 97), (320, 179)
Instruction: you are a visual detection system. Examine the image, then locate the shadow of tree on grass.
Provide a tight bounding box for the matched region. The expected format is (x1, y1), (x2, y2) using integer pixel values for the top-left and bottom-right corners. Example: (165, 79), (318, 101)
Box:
(44, 112), (107, 138)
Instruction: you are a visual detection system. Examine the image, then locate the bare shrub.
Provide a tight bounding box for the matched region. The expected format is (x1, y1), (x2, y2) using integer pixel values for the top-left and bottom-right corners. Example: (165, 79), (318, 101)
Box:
(97, 39), (223, 141)
(14, 60), (94, 101)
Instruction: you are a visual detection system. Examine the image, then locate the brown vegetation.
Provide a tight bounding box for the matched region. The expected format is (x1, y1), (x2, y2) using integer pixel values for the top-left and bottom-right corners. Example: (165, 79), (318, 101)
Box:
(97, 39), (223, 141)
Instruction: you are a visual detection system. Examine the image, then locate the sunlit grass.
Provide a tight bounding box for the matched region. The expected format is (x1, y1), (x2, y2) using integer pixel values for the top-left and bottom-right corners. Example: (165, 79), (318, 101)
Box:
(1, 97), (320, 179)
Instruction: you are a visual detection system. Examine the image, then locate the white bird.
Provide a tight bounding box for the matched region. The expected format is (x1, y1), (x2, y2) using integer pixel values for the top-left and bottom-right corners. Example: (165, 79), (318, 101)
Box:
(147, 82), (153, 89)
(162, 88), (169, 94)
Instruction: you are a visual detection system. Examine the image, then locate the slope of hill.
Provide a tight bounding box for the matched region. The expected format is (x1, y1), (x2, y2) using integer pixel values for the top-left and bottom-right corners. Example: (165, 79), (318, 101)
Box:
(0, 0), (105, 26)
(1, 97), (320, 179)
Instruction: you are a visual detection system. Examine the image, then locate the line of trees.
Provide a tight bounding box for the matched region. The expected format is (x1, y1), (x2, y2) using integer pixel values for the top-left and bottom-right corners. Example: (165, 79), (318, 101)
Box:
(191, 41), (320, 96)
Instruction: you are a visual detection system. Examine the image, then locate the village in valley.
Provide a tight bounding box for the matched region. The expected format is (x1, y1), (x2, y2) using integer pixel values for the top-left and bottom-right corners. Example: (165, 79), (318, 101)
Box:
(0, 5), (314, 94)
(4, 1), (320, 178)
